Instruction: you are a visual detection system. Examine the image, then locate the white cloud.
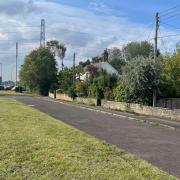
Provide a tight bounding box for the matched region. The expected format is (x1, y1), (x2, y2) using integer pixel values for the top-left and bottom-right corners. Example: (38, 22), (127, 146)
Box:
(0, 0), (178, 81)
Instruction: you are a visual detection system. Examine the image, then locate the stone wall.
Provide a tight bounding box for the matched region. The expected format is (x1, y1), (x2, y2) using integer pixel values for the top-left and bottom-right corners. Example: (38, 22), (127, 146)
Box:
(49, 92), (55, 99)
(102, 100), (180, 121)
(76, 97), (98, 106)
(56, 93), (73, 102)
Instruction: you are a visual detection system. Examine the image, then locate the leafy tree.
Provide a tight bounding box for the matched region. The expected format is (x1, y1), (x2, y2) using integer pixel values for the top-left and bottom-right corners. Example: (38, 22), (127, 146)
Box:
(122, 41), (154, 61)
(75, 80), (89, 97)
(85, 64), (99, 81)
(113, 81), (126, 102)
(75, 65), (84, 80)
(89, 71), (118, 100)
(79, 59), (91, 67)
(91, 56), (102, 64)
(109, 47), (126, 74)
(160, 53), (180, 97)
(57, 67), (73, 93)
(121, 56), (161, 105)
(108, 47), (124, 62)
(47, 40), (66, 70)
(19, 47), (57, 96)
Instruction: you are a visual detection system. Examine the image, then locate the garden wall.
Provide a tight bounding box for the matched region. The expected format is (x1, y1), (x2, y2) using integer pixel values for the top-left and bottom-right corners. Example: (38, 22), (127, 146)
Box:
(49, 92), (73, 102)
(56, 93), (73, 102)
(49, 92), (55, 98)
(101, 100), (180, 121)
(76, 97), (98, 106)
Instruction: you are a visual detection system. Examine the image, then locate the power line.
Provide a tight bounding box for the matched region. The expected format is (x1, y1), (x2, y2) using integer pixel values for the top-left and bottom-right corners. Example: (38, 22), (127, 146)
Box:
(160, 5), (180, 15)
(160, 13), (180, 22)
(160, 22), (180, 30)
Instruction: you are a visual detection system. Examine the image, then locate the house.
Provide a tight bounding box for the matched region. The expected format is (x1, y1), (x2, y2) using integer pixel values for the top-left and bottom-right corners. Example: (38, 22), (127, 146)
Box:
(94, 62), (120, 77)
(80, 62), (120, 81)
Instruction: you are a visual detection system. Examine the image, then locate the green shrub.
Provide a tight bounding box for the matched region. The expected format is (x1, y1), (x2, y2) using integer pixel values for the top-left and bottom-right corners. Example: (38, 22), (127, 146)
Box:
(113, 81), (126, 102)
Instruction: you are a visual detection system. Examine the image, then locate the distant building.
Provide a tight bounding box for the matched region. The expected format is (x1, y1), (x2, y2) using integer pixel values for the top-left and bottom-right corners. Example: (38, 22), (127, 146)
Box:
(81, 62), (120, 81)
(94, 62), (120, 77)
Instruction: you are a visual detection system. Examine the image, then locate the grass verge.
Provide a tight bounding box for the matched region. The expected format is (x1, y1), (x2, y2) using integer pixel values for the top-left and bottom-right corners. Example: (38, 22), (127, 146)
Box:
(0, 91), (34, 96)
(0, 98), (176, 179)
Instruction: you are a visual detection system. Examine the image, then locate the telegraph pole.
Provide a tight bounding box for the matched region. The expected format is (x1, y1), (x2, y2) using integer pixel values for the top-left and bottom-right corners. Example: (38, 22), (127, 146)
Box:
(40, 19), (46, 47)
(73, 53), (76, 85)
(0, 63), (2, 85)
(16, 42), (18, 86)
(153, 12), (159, 107)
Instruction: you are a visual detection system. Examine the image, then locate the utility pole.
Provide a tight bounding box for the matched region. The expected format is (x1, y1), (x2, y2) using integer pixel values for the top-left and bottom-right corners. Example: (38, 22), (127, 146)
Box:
(153, 12), (159, 107)
(73, 53), (76, 86)
(0, 63), (2, 85)
(16, 42), (18, 86)
(40, 19), (46, 47)
(61, 59), (64, 71)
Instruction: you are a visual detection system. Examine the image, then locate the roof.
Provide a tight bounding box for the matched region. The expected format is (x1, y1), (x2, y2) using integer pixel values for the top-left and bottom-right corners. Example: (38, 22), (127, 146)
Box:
(94, 62), (120, 77)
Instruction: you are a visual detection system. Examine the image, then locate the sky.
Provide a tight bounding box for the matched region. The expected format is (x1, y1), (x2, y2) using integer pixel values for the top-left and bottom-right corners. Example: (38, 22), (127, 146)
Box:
(0, 0), (180, 81)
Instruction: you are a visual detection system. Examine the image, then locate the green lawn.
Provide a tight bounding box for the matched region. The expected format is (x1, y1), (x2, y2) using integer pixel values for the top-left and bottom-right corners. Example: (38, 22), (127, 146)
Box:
(0, 91), (33, 96)
(0, 98), (176, 179)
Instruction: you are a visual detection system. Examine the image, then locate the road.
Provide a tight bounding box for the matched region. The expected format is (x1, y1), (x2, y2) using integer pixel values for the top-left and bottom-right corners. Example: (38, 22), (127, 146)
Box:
(13, 96), (180, 177)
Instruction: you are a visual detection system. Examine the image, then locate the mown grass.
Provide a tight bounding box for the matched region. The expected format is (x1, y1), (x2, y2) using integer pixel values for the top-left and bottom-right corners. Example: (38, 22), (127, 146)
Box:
(0, 91), (33, 96)
(0, 98), (176, 179)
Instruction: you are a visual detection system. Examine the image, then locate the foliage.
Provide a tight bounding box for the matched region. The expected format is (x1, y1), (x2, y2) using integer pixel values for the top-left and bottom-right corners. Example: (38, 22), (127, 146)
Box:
(91, 56), (102, 64)
(75, 65), (84, 80)
(79, 59), (91, 67)
(108, 47), (124, 62)
(89, 71), (118, 100)
(57, 67), (73, 93)
(19, 47), (57, 96)
(75, 80), (89, 97)
(160, 53), (180, 98)
(85, 64), (99, 81)
(121, 56), (161, 105)
(47, 40), (66, 69)
(110, 58), (126, 74)
(67, 86), (77, 99)
(113, 81), (126, 102)
(108, 47), (126, 74)
(122, 41), (154, 61)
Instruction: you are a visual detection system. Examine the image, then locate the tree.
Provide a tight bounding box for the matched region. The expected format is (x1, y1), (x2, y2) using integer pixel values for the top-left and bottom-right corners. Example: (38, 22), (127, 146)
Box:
(75, 80), (89, 97)
(108, 47), (124, 62)
(85, 64), (99, 81)
(57, 67), (73, 93)
(89, 71), (118, 100)
(79, 59), (90, 67)
(91, 56), (102, 64)
(109, 47), (126, 74)
(122, 41), (154, 61)
(121, 56), (161, 105)
(47, 40), (66, 70)
(19, 47), (57, 96)
(160, 53), (180, 98)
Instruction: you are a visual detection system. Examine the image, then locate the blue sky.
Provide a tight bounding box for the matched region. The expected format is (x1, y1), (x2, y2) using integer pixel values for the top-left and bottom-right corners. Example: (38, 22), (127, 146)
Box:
(51, 0), (180, 24)
(0, 0), (180, 81)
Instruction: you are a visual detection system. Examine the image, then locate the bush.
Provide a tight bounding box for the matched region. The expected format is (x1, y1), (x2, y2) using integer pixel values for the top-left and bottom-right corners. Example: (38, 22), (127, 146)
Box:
(75, 81), (89, 97)
(113, 81), (126, 102)
(67, 87), (77, 99)
(15, 86), (23, 93)
(0, 85), (4, 90)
